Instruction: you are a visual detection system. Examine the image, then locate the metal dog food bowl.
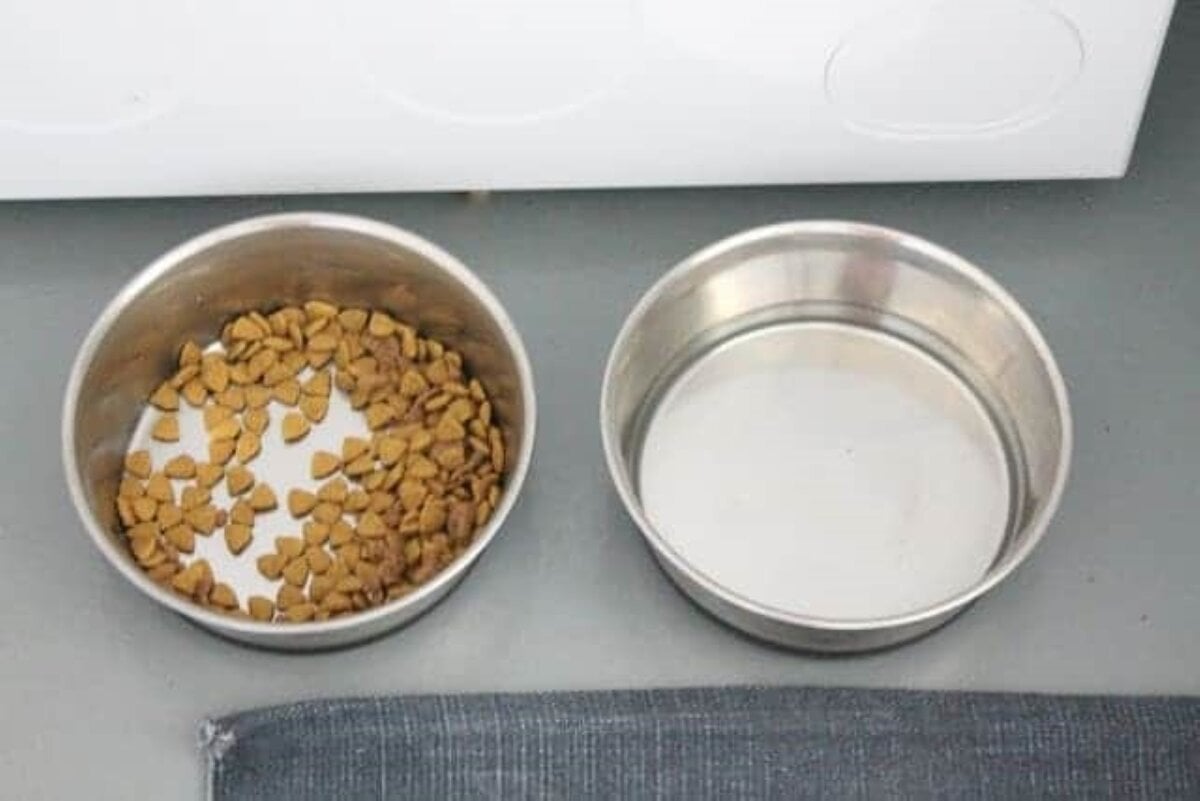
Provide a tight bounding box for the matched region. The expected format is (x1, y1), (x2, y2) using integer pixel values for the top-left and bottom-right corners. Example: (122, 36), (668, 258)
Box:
(63, 213), (536, 650)
(601, 221), (1071, 652)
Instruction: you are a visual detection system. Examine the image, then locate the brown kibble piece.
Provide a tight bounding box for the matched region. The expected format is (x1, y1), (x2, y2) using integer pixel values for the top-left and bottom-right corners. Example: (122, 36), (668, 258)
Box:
(489, 428), (505, 472)
(200, 354), (230, 393)
(356, 512), (386, 539)
(217, 386), (246, 411)
(179, 340), (202, 366)
(225, 523), (252, 555)
(277, 584), (306, 610)
(118, 502), (139, 530)
(230, 317), (264, 340)
(146, 562), (178, 584)
(338, 308), (368, 332)
(229, 362), (252, 385)
(302, 370), (331, 397)
(195, 462), (224, 489)
(307, 332), (339, 352)
(435, 415), (465, 442)
(409, 429), (433, 453)
(344, 489), (370, 513)
(407, 455), (438, 480)
(303, 521), (330, 546)
(311, 502), (341, 525)
(287, 489), (317, 518)
(204, 404), (234, 430)
(262, 364), (291, 387)
(245, 385), (272, 409)
(208, 417), (241, 441)
(377, 437), (406, 466)
(165, 523), (195, 553)
(229, 499), (255, 525)
(300, 395), (329, 424)
(365, 403), (394, 430)
(362, 470), (386, 492)
(329, 519), (355, 546)
(125, 450), (152, 479)
(257, 553), (285, 580)
(209, 583), (238, 610)
(209, 438), (236, 465)
(129, 533), (159, 564)
(272, 378), (302, 406)
(306, 547), (332, 574)
(171, 560), (208, 596)
(432, 442), (465, 470)
(367, 311), (395, 337)
(447, 501), (474, 542)
(446, 397), (475, 423)
(145, 473), (173, 503)
(419, 499), (447, 534)
(120, 488), (148, 523)
(311, 451), (341, 480)
(155, 502), (182, 528)
(399, 370), (428, 397)
(185, 505), (218, 535)
(317, 478), (348, 504)
(276, 536), (305, 559)
(341, 437), (370, 463)
(243, 407), (269, 436)
(163, 454), (196, 479)
(235, 431), (262, 463)
(173, 364), (199, 388)
(344, 454), (374, 477)
(309, 574), (335, 604)
(398, 480), (427, 512)
(226, 465), (255, 496)
(151, 414), (180, 442)
(179, 485), (209, 510)
(149, 383), (179, 411)
(281, 412), (310, 442)
(335, 576), (363, 594)
(249, 482), (278, 512)
(181, 379), (208, 407)
(132, 497), (158, 523)
(248, 596), (275, 622)
(284, 603), (317, 623)
(304, 300), (338, 319)
(282, 557), (309, 587)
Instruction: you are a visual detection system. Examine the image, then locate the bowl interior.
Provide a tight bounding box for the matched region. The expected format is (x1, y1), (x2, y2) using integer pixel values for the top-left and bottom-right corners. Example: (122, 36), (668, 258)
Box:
(65, 214), (533, 642)
(603, 221), (1069, 625)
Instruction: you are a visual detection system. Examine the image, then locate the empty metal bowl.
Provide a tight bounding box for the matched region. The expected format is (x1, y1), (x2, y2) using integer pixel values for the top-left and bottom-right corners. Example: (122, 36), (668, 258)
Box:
(601, 221), (1070, 652)
(63, 212), (536, 650)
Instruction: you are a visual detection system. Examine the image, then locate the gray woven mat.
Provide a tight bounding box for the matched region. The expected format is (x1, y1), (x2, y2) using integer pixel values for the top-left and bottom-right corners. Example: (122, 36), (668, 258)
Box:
(204, 686), (1200, 800)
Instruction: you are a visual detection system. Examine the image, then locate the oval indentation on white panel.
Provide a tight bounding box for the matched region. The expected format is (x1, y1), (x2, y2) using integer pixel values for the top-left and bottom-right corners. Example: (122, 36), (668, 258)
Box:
(0, 0), (187, 133)
(826, 0), (1084, 136)
(338, 0), (641, 125)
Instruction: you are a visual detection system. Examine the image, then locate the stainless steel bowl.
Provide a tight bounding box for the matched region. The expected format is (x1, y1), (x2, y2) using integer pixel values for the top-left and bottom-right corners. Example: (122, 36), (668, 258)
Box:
(601, 221), (1070, 652)
(63, 213), (536, 650)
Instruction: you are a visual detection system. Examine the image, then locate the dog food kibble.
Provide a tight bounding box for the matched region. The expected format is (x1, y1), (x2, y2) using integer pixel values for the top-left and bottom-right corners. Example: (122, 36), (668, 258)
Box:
(311, 451), (341, 480)
(287, 488), (317, 518)
(114, 303), (506, 623)
(281, 412), (310, 443)
(151, 414), (180, 442)
(224, 523), (252, 556)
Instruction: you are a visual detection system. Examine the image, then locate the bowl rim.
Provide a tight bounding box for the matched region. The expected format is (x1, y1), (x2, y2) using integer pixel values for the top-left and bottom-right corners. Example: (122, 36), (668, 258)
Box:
(599, 219), (1072, 633)
(62, 211), (537, 642)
